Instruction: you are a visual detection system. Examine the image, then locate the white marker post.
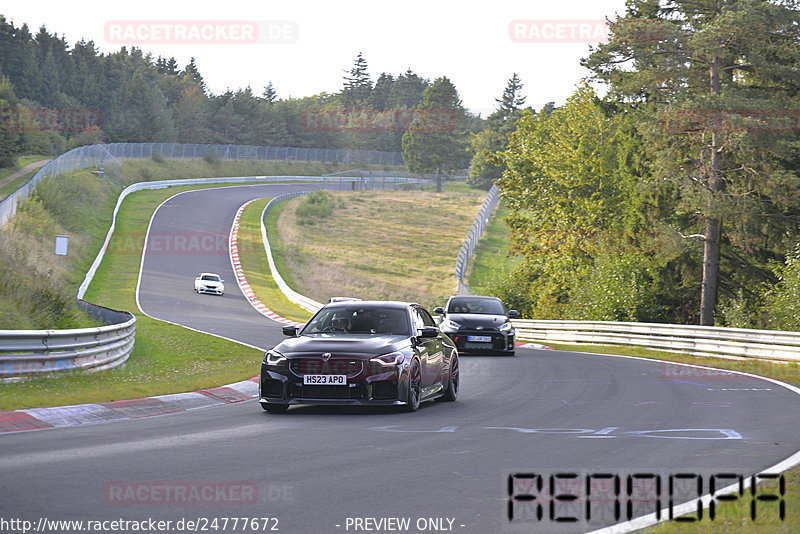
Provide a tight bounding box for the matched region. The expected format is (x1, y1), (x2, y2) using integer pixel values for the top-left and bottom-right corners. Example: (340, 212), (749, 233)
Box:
(55, 235), (69, 267)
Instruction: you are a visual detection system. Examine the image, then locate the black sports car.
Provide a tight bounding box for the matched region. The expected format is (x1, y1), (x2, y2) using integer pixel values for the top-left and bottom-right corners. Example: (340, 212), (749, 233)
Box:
(434, 295), (519, 356)
(259, 300), (459, 413)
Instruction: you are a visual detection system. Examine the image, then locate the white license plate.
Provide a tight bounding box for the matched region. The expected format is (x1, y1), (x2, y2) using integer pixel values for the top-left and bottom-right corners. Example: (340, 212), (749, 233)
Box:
(467, 335), (492, 342)
(303, 374), (346, 385)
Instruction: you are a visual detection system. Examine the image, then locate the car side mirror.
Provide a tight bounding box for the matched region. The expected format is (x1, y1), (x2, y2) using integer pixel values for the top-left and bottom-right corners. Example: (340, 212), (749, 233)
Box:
(433, 307), (444, 314)
(508, 310), (520, 317)
(419, 326), (440, 338)
(282, 326), (299, 337)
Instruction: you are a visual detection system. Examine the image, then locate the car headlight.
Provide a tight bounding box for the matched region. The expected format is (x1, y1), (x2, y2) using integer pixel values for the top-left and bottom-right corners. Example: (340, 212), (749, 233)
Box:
(263, 350), (286, 365)
(440, 318), (462, 331)
(370, 352), (404, 366)
(499, 321), (513, 332)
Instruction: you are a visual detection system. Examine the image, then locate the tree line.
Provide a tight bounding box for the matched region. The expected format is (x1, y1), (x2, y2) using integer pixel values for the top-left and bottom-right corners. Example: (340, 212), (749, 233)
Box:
(0, 17), (528, 175)
(488, 0), (800, 329)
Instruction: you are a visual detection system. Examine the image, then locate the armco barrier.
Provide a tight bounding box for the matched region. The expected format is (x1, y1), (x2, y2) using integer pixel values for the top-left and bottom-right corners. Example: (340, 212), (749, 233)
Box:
(455, 184), (499, 295)
(512, 319), (800, 361)
(260, 193), (325, 314)
(0, 301), (135, 379)
(0, 142), (405, 229)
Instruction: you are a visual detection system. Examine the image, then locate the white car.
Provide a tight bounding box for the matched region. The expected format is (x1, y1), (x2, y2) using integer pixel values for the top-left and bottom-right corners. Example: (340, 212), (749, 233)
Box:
(194, 273), (224, 295)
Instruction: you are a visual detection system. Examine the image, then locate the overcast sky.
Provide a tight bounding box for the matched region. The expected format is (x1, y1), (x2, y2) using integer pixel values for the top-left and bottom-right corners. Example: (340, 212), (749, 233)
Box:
(2, 0), (629, 117)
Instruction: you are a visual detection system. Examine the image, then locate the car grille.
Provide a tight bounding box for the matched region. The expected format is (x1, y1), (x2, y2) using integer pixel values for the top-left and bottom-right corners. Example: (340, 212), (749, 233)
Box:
(290, 383), (367, 400)
(455, 332), (511, 352)
(290, 358), (363, 378)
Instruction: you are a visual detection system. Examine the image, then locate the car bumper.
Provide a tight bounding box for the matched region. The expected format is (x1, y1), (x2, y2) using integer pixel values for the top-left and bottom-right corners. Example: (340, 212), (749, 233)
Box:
(259, 368), (408, 406)
(197, 287), (224, 295)
(444, 331), (515, 355)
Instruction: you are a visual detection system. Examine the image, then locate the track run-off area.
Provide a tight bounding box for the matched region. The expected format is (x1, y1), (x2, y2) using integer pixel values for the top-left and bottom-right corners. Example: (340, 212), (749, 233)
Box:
(2, 183), (800, 533)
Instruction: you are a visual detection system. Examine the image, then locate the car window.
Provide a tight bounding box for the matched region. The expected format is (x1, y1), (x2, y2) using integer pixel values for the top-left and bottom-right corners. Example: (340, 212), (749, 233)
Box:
(302, 306), (410, 335)
(447, 298), (505, 315)
(410, 308), (426, 331)
(201, 274), (220, 281)
(415, 306), (437, 327)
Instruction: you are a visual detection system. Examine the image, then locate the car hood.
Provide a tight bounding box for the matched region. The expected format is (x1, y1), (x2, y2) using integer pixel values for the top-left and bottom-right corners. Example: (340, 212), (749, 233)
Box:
(447, 313), (509, 329)
(274, 334), (411, 358)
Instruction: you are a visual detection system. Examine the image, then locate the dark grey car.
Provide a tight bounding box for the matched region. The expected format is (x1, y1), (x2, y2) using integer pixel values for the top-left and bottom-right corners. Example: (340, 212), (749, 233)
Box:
(434, 295), (519, 356)
(260, 300), (459, 413)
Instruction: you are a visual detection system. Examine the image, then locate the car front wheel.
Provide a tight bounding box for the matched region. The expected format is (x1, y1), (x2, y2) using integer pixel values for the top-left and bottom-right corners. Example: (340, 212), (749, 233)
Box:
(403, 360), (422, 412)
(441, 353), (459, 402)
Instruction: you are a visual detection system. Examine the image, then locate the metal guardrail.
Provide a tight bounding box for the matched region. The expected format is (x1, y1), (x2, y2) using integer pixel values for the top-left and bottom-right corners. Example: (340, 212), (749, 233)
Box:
(0, 142), (405, 229)
(512, 319), (800, 361)
(455, 184), (500, 295)
(260, 193), (325, 314)
(102, 142), (404, 166)
(0, 300), (135, 379)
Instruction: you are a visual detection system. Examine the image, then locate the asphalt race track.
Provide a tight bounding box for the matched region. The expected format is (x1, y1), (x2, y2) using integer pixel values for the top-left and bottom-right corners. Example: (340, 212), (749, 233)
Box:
(3, 184), (800, 534)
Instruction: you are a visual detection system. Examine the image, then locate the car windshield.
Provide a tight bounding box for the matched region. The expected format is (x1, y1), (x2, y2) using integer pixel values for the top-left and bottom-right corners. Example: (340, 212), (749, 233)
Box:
(447, 298), (505, 315)
(201, 275), (220, 282)
(302, 306), (410, 336)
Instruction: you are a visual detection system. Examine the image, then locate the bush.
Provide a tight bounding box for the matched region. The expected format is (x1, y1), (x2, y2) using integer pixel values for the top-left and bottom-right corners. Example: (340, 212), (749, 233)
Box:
(151, 149), (165, 163)
(33, 171), (113, 232)
(296, 191), (335, 225)
(764, 245), (800, 331)
(203, 148), (220, 164)
(566, 254), (659, 322)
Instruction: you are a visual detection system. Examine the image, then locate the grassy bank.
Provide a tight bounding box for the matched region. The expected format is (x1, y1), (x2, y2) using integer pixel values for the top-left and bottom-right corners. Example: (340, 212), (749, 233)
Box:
(0, 184), (266, 410)
(120, 158), (401, 188)
(236, 198), (311, 323)
(1, 156), (394, 408)
(466, 200), (520, 292)
(0, 169), (114, 329)
(0, 155), (50, 200)
(271, 184), (486, 310)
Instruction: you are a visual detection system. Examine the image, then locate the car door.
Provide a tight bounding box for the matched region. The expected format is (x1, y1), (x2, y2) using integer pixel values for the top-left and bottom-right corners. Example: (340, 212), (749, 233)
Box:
(413, 306), (444, 390)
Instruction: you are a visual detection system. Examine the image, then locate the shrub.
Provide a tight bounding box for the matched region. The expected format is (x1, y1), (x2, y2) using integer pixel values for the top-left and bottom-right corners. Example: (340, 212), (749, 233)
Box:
(764, 245), (800, 331)
(203, 148), (220, 164)
(151, 149), (165, 163)
(566, 254), (659, 322)
(296, 191), (335, 224)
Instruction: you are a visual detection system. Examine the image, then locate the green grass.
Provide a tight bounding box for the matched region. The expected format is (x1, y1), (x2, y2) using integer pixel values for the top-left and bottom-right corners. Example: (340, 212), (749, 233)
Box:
(0, 184), (266, 410)
(0, 155), (50, 200)
(121, 158), (404, 187)
(237, 198), (312, 324)
(0, 154), (48, 180)
(270, 187), (486, 310)
(640, 468), (798, 532)
(0, 167), (39, 200)
(466, 201), (520, 290)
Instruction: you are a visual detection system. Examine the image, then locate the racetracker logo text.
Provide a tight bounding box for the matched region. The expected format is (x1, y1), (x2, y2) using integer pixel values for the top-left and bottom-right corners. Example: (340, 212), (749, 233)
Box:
(104, 20), (298, 44)
(105, 482), (258, 505)
(0, 108), (101, 132)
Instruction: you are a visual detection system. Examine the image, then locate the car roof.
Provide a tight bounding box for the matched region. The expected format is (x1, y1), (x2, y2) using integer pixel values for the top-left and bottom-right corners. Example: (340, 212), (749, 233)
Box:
(198, 272), (221, 277)
(322, 300), (418, 309)
(448, 295), (501, 302)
